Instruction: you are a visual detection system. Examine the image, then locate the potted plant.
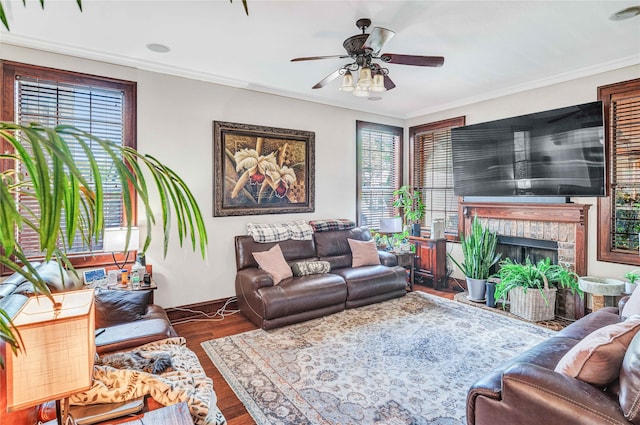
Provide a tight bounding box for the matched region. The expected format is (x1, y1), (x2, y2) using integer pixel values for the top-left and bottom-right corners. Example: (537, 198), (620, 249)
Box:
(625, 270), (640, 294)
(393, 185), (426, 236)
(0, 123), (208, 366)
(493, 257), (582, 321)
(447, 215), (501, 302)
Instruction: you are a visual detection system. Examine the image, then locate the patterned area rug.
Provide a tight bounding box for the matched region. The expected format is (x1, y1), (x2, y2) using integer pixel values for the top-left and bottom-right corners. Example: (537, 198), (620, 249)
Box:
(202, 292), (555, 425)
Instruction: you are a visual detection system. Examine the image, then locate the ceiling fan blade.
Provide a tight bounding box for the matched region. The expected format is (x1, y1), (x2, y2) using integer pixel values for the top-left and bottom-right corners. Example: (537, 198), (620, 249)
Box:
(363, 27), (395, 55)
(312, 68), (342, 89)
(380, 54), (445, 67)
(384, 75), (396, 91)
(291, 55), (349, 62)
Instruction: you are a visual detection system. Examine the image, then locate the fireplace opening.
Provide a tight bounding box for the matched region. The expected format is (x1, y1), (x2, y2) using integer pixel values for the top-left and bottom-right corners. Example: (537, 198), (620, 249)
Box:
(495, 236), (558, 268)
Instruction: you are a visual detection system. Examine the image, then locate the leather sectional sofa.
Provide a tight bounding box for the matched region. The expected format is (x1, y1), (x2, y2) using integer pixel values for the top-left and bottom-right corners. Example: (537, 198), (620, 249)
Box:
(467, 298), (640, 425)
(235, 226), (407, 329)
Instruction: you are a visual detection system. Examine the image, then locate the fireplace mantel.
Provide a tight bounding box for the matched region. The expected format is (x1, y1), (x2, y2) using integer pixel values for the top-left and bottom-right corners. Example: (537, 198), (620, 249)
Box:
(461, 202), (589, 226)
(460, 201), (591, 318)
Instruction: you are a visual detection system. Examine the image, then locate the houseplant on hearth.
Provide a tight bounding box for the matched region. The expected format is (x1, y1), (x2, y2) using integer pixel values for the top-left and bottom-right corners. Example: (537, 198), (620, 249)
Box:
(393, 185), (425, 237)
(447, 215), (501, 302)
(493, 257), (582, 321)
(0, 123), (208, 365)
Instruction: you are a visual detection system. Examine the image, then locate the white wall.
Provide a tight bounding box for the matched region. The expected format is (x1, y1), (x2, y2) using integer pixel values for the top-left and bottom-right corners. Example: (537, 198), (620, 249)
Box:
(407, 65), (640, 282)
(1, 44), (403, 307)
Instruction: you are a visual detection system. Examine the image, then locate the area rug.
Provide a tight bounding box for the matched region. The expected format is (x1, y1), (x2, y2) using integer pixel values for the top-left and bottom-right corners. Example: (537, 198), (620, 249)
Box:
(202, 292), (555, 425)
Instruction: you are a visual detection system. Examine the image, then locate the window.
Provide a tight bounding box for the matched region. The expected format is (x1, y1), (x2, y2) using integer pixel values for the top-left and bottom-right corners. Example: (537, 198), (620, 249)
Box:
(409, 117), (465, 238)
(598, 78), (640, 265)
(1, 61), (137, 269)
(356, 121), (403, 229)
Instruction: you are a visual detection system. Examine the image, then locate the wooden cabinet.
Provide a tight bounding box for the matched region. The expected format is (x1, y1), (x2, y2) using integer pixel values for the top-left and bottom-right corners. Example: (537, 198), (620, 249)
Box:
(410, 237), (446, 289)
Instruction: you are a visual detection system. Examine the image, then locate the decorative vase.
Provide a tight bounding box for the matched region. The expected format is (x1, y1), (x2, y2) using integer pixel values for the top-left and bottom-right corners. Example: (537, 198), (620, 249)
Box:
(466, 277), (487, 302)
(486, 281), (496, 308)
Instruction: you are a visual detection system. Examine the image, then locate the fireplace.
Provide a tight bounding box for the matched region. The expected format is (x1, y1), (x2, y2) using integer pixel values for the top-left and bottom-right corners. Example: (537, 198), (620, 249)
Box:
(496, 236), (558, 267)
(461, 201), (590, 319)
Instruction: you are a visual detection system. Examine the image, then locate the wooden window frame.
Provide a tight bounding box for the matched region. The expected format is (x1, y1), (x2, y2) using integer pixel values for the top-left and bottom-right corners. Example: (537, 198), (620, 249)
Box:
(409, 116), (465, 241)
(0, 60), (137, 272)
(597, 78), (640, 266)
(356, 120), (403, 229)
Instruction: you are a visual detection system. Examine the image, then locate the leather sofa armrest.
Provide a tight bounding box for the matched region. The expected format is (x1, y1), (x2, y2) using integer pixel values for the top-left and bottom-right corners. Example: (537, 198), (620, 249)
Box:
(620, 295), (630, 317)
(378, 251), (398, 267)
(468, 362), (626, 425)
(236, 267), (275, 290)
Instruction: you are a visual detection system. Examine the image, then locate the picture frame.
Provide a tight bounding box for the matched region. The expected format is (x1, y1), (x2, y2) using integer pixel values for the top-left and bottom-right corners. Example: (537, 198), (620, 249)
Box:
(213, 121), (315, 217)
(83, 268), (106, 285)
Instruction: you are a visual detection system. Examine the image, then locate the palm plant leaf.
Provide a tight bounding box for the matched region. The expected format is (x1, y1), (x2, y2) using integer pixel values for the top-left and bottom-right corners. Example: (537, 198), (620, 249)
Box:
(0, 122), (208, 364)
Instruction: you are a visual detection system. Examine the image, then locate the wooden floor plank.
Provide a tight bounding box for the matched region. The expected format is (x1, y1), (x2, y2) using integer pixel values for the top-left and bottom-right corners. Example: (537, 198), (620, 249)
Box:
(172, 285), (454, 425)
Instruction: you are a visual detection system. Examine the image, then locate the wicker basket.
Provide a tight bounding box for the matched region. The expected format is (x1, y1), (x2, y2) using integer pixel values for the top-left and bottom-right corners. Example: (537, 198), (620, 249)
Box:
(509, 276), (557, 322)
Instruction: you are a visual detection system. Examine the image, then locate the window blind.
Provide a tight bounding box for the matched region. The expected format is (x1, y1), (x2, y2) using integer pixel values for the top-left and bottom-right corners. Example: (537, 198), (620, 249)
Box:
(357, 121), (402, 230)
(610, 93), (640, 252)
(411, 118), (464, 237)
(14, 76), (126, 258)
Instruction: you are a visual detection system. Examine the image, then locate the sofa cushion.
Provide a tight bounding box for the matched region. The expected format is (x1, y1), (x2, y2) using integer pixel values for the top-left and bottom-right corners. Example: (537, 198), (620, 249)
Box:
(619, 331), (640, 424)
(622, 285), (640, 318)
(252, 244), (293, 285)
(291, 261), (331, 276)
(555, 319), (640, 386)
(95, 289), (153, 328)
(348, 239), (381, 267)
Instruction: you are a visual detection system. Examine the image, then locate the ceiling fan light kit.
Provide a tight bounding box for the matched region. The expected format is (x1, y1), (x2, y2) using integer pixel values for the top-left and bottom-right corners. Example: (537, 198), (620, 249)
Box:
(292, 18), (444, 99)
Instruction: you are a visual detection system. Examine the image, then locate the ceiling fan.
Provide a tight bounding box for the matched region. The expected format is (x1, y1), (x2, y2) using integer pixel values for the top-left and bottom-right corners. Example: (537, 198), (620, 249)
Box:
(291, 18), (444, 97)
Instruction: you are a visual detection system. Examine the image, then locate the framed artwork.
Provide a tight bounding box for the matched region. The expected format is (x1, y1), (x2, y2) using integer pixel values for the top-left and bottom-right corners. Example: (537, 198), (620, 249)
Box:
(213, 121), (315, 216)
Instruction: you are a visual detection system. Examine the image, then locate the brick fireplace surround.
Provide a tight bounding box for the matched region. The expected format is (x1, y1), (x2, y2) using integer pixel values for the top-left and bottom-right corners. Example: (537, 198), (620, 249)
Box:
(460, 201), (590, 319)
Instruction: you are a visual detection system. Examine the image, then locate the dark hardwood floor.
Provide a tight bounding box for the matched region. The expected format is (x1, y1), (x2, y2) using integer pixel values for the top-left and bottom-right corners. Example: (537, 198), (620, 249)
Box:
(171, 285), (455, 425)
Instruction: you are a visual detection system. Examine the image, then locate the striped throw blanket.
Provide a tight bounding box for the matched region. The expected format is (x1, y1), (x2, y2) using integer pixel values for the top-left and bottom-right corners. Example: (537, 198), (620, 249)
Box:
(247, 220), (314, 243)
(308, 219), (356, 233)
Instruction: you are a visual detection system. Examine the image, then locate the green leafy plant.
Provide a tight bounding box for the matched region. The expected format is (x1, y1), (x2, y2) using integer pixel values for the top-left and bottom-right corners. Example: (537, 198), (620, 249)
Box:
(625, 270), (640, 284)
(0, 122), (208, 365)
(447, 215), (501, 280)
(392, 186), (425, 226)
(0, 0), (249, 31)
(493, 257), (582, 307)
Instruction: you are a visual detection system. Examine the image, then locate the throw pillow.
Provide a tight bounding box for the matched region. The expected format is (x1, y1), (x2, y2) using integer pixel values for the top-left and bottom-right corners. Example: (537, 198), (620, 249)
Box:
(622, 286), (640, 318)
(291, 261), (331, 276)
(348, 238), (381, 268)
(554, 319), (640, 386)
(618, 331), (640, 423)
(252, 244), (292, 285)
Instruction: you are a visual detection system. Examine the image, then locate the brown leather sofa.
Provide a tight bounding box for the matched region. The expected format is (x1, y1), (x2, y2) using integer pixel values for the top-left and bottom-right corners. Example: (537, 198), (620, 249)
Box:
(235, 226), (407, 329)
(467, 299), (638, 425)
(0, 267), (177, 424)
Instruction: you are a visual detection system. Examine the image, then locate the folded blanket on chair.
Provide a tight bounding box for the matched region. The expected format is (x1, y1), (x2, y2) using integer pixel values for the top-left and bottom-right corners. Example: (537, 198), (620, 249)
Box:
(71, 337), (226, 425)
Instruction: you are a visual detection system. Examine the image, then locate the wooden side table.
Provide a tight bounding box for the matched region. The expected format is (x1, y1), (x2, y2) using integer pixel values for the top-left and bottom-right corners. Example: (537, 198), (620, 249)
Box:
(410, 237), (446, 289)
(392, 251), (415, 291)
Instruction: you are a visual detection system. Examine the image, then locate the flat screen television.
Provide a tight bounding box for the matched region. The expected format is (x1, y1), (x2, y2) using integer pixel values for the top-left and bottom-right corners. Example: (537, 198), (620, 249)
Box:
(451, 101), (605, 197)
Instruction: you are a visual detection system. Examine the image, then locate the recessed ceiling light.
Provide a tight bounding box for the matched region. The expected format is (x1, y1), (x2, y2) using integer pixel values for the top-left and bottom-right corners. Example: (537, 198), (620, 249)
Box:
(610, 6), (640, 21)
(146, 43), (171, 53)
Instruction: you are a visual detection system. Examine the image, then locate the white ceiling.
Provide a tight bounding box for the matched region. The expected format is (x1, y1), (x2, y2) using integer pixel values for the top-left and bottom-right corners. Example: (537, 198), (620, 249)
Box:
(1, 0), (639, 119)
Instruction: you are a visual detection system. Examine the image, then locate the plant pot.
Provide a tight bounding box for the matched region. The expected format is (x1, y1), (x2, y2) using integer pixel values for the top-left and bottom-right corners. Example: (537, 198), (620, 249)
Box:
(466, 277), (487, 302)
(510, 286), (557, 322)
(626, 281), (638, 294)
(486, 281), (496, 308)
(411, 223), (421, 237)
